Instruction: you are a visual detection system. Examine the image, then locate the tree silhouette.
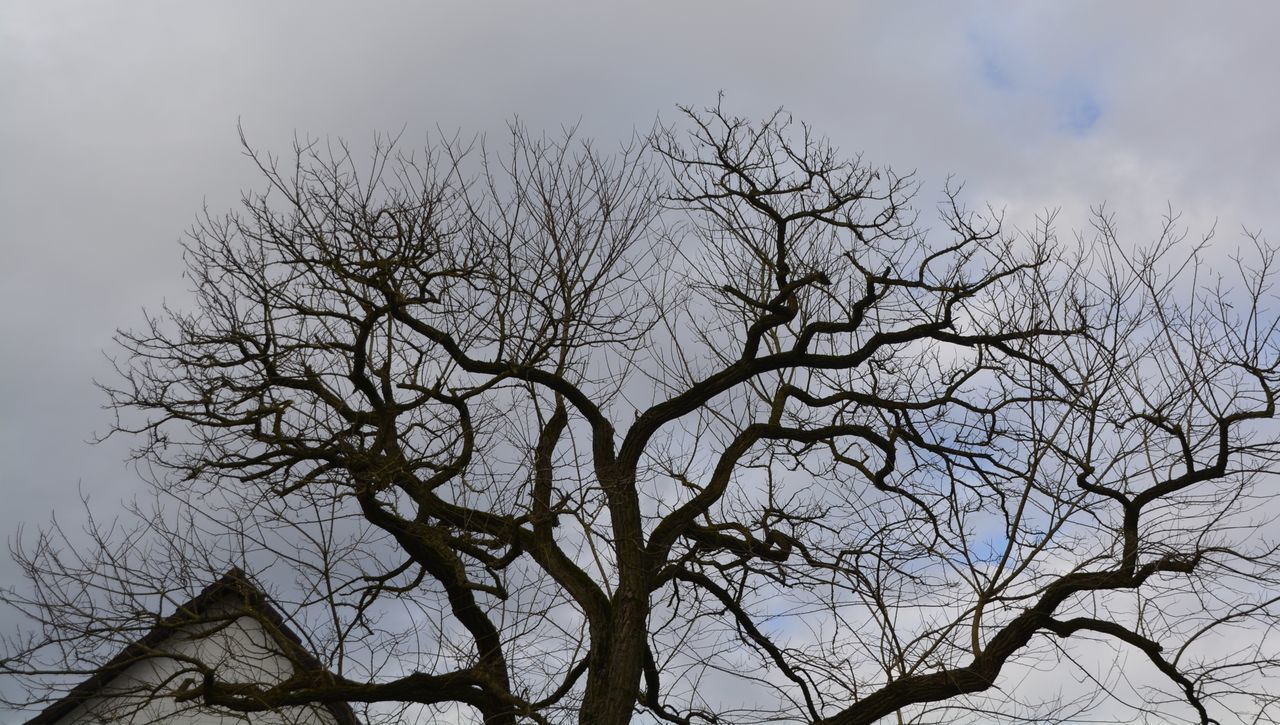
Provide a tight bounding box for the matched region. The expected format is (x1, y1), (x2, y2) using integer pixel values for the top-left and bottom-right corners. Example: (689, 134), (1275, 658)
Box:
(6, 102), (1280, 725)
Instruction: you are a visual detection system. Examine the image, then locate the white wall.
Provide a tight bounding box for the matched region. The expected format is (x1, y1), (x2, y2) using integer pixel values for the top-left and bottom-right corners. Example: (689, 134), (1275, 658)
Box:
(49, 600), (342, 725)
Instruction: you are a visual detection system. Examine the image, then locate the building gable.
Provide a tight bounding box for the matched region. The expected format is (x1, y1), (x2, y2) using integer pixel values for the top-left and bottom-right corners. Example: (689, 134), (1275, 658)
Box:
(25, 570), (359, 725)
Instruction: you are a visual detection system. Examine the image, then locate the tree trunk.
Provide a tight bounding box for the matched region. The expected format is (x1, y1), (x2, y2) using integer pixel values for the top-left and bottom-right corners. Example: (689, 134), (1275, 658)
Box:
(579, 470), (649, 724)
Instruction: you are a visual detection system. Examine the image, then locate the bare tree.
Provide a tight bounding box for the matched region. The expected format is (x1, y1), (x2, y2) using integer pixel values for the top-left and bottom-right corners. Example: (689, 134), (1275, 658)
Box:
(6, 102), (1280, 725)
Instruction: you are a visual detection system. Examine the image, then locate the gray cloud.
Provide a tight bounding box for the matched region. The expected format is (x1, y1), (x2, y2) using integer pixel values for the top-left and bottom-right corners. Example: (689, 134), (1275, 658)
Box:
(3, 1), (1278, 721)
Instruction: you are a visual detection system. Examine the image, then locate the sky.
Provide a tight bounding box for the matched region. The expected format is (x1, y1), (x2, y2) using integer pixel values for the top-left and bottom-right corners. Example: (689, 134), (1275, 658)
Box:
(2, 1), (1280, 722)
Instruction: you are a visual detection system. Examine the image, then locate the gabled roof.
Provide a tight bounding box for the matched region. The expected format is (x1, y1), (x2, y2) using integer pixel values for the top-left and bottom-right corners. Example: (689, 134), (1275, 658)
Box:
(25, 569), (360, 725)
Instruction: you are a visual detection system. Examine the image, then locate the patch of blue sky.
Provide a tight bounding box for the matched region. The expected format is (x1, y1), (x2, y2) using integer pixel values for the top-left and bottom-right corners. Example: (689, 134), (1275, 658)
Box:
(1059, 87), (1102, 135)
(978, 50), (1017, 92)
(970, 26), (1020, 93)
(967, 23), (1104, 137)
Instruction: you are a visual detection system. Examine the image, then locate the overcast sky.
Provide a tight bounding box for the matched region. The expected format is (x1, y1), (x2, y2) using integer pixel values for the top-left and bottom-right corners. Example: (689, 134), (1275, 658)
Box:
(3, 1), (1280, 721)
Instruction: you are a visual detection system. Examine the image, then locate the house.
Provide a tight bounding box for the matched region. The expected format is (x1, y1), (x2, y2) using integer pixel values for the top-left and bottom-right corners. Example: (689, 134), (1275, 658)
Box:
(24, 569), (360, 725)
